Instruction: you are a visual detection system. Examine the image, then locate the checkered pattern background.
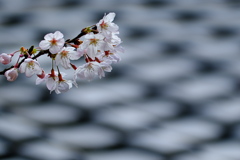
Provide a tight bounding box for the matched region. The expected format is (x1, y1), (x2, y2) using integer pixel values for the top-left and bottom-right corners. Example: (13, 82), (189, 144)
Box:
(0, 0), (240, 160)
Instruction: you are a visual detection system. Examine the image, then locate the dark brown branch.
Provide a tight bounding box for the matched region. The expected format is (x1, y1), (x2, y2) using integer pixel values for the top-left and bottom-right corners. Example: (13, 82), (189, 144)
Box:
(32, 50), (49, 59)
(0, 65), (14, 75)
(0, 25), (98, 75)
(0, 50), (49, 75)
(66, 25), (98, 44)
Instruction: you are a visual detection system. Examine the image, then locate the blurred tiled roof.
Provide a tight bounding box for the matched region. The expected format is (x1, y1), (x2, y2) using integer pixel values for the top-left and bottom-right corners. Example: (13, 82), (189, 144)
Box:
(0, 0), (240, 160)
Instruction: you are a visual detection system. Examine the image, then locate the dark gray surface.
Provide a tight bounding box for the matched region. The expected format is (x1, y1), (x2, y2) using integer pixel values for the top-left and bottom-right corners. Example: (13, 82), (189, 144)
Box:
(0, 0), (240, 160)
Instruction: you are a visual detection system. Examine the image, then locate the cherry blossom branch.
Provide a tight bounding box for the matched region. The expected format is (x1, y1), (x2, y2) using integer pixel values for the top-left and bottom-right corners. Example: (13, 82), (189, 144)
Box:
(65, 25), (98, 45)
(0, 66), (14, 75)
(0, 47), (49, 75)
(0, 12), (124, 94)
(0, 25), (98, 75)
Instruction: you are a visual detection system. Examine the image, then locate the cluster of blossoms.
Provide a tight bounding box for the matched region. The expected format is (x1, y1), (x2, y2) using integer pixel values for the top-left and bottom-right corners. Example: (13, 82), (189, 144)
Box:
(0, 12), (124, 94)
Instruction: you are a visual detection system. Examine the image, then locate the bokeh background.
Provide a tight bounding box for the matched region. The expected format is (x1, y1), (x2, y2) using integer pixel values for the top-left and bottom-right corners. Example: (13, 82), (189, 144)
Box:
(0, 0), (240, 160)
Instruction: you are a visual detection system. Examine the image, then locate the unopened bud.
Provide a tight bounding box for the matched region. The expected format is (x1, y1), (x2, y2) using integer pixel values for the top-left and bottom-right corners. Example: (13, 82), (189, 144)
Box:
(5, 68), (18, 81)
(0, 53), (12, 65)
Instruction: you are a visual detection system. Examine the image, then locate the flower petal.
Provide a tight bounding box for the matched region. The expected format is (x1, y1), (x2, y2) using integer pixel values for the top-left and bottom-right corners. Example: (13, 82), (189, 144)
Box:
(19, 62), (27, 73)
(49, 45), (62, 54)
(54, 31), (64, 39)
(25, 67), (35, 77)
(44, 33), (54, 40)
(39, 40), (51, 50)
(46, 78), (57, 92)
(104, 12), (115, 22)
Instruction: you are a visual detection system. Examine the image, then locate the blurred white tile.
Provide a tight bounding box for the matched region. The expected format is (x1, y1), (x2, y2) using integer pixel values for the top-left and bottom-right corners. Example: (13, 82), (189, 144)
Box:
(13, 103), (81, 125)
(164, 74), (235, 102)
(58, 79), (145, 108)
(200, 98), (240, 124)
(86, 148), (163, 160)
(19, 140), (79, 160)
(49, 124), (120, 149)
(93, 105), (157, 131)
(129, 127), (193, 154)
(127, 57), (200, 83)
(0, 114), (41, 141)
(162, 117), (222, 142)
(202, 140), (240, 159)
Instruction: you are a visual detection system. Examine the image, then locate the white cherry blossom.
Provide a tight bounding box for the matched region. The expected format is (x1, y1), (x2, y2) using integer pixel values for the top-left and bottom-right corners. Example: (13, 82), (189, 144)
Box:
(74, 60), (113, 81)
(105, 33), (122, 46)
(39, 31), (65, 54)
(19, 58), (42, 77)
(36, 71), (75, 94)
(98, 61), (112, 79)
(46, 75), (58, 93)
(55, 47), (78, 69)
(74, 61), (102, 81)
(98, 50), (121, 63)
(36, 70), (59, 92)
(54, 72), (76, 94)
(96, 12), (119, 37)
(81, 32), (105, 59)
(55, 80), (73, 94)
(0, 12), (123, 94)
(76, 48), (87, 59)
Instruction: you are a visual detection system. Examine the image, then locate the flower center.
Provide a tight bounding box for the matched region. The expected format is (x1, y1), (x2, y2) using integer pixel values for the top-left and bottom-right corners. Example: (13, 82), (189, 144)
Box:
(27, 61), (35, 69)
(100, 21), (108, 29)
(50, 38), (58, 45)
(60, 50), (69, 58)
(89, 38), (99, 46)
(87, 63), (95, 71)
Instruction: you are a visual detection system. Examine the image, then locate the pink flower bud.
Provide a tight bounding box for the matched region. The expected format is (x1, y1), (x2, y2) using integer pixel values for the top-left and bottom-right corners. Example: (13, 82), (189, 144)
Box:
(4, 68), (18, 81)
(0, 53), (12, 65)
